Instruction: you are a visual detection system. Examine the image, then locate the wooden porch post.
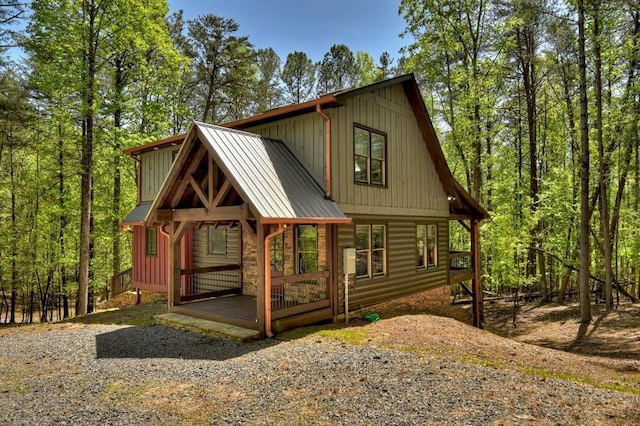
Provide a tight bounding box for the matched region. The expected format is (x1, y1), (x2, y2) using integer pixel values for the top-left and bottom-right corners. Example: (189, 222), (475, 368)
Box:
(471, 219), (483, 328)
(168, 221), (182, 309)
(256, 223), (266, 335)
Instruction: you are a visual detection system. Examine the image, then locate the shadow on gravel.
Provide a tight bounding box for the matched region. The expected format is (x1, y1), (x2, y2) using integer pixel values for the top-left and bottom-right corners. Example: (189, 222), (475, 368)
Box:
(95, 324), (277, 360)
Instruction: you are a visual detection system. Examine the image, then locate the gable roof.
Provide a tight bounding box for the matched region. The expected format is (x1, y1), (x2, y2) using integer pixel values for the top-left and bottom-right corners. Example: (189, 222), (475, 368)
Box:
(150, 122), (350, 224)
(224, 73), (488, 220)
(127, 74), (488, 221)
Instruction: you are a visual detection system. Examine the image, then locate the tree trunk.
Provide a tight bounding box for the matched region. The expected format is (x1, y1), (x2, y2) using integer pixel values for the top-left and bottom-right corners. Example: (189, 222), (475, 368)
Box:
(111, 58), (125, 299)
(57, 128), (69, 319)
(577, 0), (592, 324)
(9, 143), (17, 324)
(78, 3), (98, 316)
(592, 0), (614, 309)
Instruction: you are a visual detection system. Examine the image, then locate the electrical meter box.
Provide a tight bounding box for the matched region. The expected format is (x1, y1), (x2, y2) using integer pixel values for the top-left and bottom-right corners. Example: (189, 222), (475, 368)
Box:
(343, 248), (356, 275)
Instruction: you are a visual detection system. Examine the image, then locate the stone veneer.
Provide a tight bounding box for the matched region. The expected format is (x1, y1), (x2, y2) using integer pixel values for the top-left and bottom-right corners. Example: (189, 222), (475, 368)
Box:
(242, 228), (258, 296)
(241, 224), (328, 299)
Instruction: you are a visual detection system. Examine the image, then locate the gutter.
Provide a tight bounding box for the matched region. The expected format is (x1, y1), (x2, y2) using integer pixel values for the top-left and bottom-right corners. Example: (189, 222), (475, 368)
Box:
(264, 223), (286, 338)
(315, 104), (332, 199)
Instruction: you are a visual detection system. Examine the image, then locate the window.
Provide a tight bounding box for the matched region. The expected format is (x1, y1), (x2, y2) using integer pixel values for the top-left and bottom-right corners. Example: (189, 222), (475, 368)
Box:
(355, 224), (386, 278)
(295, 225), (318, 274)
(354, 125), (386, 186)
(208, 226), (227, 255)
(269, 225), (284, 273)
(146, 227), (157, 257)
(417, 224), (438, 269)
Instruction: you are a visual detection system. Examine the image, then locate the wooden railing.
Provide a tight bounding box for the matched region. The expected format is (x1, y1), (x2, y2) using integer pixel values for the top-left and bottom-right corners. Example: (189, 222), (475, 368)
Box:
(180, 264), (241, 302)
(271, 271), (330, 315)
(450, 251), (472, 269)
(449, 251), (474, 285)
(111, 268), (133, 297)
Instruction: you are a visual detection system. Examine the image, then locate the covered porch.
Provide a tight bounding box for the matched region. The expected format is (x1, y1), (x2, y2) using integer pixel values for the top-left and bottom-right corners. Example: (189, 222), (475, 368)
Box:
(448, 180), (489, 328)
(149, 122), (350, 337)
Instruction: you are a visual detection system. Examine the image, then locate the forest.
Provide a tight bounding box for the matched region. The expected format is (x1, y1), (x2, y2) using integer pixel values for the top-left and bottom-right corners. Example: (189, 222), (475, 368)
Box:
(0, 0), (638, 324)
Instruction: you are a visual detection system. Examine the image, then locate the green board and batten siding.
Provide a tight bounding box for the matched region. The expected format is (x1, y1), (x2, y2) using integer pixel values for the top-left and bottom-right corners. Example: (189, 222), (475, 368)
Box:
(140, 146), (178, 203)
(245, 114), (326, 187)
(332, 84), (448, 215)
(248, 83), (452, 313)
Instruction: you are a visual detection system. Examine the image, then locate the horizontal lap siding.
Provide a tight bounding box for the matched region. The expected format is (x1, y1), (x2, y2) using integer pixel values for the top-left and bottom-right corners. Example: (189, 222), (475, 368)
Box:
(193, 225), (240, 267)
(336, 217), (448, 313)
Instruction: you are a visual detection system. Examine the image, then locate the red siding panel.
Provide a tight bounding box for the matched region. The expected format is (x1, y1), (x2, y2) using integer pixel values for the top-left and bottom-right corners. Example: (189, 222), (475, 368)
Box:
(132, 225), (193, 293)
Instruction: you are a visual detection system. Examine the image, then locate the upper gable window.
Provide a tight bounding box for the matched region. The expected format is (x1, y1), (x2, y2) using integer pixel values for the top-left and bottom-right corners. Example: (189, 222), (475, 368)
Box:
(208, 226), (227, 255)
(354, 125), (386, 186)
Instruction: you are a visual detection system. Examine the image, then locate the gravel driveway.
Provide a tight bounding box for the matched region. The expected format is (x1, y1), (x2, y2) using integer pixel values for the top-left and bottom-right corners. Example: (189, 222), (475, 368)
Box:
(1, 321), (639, 425)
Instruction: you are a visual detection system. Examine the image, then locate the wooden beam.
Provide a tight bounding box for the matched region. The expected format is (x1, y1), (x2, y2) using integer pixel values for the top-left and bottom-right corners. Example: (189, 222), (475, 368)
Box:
(208, 154), (215, 208)
(188, 175), (210, 209)
(168, 221), (182, 307)
(171, 220), (189, 245)
(456, 219), (471, 232)
(213, 179), (232, 207)
(471, 219), (483, 329)
(169, 145), (208, 208)
(240, 218), (256, 238)
(256, 224), (266, 336)
(157, 206), (244, 223)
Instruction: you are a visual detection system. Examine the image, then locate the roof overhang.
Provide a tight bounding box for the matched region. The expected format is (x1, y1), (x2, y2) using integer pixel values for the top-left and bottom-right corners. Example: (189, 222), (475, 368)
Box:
(121, 202), (153, 225)
(123, 134), (186, 156)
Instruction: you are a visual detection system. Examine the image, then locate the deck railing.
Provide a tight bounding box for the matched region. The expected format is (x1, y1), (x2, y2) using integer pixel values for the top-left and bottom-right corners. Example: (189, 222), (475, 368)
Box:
(449, 251), (474, 285)
(110, 268), (132, 297)
(450, 251), (472, 270)
(271, 271), (330, 313)
(181, 264), (241, 302)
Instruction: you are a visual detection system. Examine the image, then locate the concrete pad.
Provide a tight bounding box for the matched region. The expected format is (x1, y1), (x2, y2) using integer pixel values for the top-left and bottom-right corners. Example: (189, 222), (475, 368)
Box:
(154, 313), (261, 342)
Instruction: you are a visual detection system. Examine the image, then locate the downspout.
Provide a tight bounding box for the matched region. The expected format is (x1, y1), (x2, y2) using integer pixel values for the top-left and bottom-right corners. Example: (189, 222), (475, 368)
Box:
(264, 223), (286, 338)
(128, 153), (142, 205)
(316, 104), (332, 199)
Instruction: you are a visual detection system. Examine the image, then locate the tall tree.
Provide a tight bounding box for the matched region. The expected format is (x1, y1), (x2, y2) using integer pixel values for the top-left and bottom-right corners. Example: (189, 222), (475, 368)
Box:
(187, 14), (255, 123)
(281, 51), (316, 103)
(28, 0), (178, 315)
(253, 47), (283, 113)
(400, 0), (495, 202)
(353, 51), (378, 86)
(0, 0), (24, 51)
(577, 0), (592, 323)
(316, 44), (357, 94)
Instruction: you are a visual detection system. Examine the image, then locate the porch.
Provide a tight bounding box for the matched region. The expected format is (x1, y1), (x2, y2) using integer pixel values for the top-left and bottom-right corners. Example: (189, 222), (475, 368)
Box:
(170, 270), (332, 333)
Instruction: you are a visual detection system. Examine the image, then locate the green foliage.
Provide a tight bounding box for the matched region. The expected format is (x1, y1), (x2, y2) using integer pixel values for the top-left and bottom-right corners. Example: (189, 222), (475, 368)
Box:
(316, 44), (357, 95)
(186, 14), (257, 123)
(282, 51), (316, 104)
(401, 0), (640, 298)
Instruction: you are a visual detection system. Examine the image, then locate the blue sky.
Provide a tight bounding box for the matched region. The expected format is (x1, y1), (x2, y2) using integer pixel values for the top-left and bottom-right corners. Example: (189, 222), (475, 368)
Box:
(170, 0), (412, 64)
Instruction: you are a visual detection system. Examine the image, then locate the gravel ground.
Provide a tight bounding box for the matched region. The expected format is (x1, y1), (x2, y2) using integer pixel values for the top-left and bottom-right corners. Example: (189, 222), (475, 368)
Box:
(1, 319), (639, 425)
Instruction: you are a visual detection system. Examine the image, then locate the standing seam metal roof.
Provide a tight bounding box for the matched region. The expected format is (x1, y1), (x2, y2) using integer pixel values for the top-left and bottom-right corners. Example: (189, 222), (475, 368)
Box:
(121, 202), (152, 224)
(194, 122), (348, 222)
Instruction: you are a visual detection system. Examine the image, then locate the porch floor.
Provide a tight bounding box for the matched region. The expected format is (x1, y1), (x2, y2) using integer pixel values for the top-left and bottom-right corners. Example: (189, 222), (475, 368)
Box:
(182, 295), (257, 321)
(169, 295), (259, 332)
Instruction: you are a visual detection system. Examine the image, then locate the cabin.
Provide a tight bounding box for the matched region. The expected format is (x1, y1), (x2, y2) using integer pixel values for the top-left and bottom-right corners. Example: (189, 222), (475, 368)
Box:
(119, 74), (488, 337)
